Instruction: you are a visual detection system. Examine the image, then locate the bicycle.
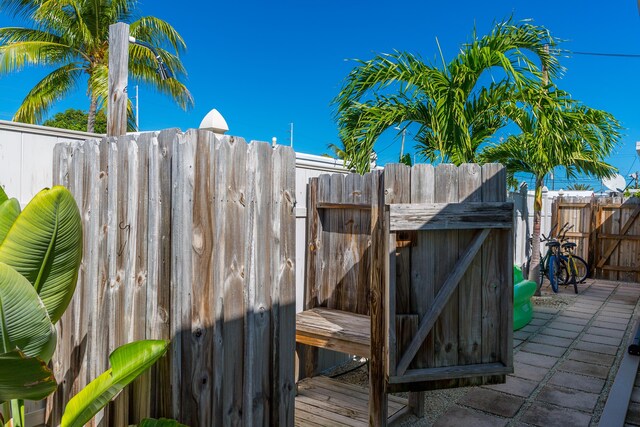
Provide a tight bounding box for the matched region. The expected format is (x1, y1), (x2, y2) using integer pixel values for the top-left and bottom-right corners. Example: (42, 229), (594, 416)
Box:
(558, 240), (589, 294)
(526, 223), (589, 294)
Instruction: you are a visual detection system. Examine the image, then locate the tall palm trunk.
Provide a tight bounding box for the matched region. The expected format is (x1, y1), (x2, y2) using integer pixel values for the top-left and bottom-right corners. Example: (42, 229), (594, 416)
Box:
(529, 175), (544, 295)
(87, 93), (97, 133)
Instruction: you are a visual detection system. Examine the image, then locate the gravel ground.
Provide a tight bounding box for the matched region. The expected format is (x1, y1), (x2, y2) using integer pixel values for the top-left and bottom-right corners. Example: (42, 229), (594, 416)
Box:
(324, 358), (471, 426)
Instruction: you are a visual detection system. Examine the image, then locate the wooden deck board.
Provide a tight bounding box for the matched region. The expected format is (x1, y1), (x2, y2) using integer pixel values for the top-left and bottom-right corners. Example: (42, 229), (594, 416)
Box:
(296, 308), (371, 357)
(295, 376), (408, 425)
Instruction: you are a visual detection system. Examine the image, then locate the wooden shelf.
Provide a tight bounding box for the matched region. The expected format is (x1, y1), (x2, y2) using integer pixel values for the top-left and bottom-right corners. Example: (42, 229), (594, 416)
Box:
(296, 308), (371, 358)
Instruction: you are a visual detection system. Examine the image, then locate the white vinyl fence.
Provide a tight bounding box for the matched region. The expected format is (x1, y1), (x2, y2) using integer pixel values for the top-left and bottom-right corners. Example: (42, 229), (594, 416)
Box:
(0, 120), (102, 206)
(508, 183), (556, 268)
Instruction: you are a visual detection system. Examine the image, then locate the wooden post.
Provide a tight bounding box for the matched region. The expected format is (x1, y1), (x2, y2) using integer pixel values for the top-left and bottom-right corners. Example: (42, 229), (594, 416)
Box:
(108, 23), (129, 137)
(369, 171), (388, 426)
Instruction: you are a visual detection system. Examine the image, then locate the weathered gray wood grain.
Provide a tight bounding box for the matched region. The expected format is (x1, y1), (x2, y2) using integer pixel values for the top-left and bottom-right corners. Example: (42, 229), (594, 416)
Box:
(107, 23), (129, 137)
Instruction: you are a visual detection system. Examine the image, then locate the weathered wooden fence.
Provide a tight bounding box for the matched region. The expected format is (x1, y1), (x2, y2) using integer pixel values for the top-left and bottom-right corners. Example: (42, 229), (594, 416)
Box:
(297, 163), (513, 424)
(47, 129), (296, 426)
(552, 196), (640, 282)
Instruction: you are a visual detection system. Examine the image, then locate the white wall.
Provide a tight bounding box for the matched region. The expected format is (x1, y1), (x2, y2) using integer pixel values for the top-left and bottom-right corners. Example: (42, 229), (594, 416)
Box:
(509, 184), (579, 268)
(0, 120), (101, 205)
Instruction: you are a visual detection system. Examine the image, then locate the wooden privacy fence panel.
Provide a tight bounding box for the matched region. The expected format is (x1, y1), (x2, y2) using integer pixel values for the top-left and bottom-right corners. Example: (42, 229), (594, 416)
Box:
(48, 129), (296, 426)
(594, 198), (640, 282)
(551, 197), (595, 263)
(300, 163), (513, 391)
(552, 196), (640, 283)
(382, 164), (513, 391)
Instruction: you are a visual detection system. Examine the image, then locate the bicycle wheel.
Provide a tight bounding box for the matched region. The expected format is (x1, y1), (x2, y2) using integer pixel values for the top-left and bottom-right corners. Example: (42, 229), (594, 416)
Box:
(569, 255), (589, 283)
(557, 256), (569, 285)
(548, 255), (561, 293)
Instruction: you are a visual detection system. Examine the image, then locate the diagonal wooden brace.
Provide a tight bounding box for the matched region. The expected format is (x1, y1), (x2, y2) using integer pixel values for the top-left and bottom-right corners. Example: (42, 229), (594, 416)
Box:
(396, 228), (491, 376)
(597, 205), (640, 268)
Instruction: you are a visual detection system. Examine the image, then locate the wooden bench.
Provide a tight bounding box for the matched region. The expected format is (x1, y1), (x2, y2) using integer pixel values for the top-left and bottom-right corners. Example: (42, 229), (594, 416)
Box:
(296, 308), (371, 358)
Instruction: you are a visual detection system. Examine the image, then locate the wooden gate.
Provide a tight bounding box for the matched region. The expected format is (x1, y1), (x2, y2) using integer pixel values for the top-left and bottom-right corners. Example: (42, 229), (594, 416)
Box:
(297, 163), (514, 425)
(552, 197), (640, 282)
(594, 200), (640, 282)
(551, 198), (595, 263)
(380, 164), (513, 394)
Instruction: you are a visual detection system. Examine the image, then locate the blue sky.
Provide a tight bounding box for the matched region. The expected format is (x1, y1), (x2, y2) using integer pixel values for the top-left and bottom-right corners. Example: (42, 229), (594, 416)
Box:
(1, 1), (639, 190)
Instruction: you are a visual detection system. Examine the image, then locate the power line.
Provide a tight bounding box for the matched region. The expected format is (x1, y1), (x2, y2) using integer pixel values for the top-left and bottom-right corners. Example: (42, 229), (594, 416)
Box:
(554, 49), (640, 59)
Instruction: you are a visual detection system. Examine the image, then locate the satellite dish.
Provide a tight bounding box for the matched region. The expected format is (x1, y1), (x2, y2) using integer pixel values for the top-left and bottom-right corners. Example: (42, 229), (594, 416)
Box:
(602, 174), (627, 192)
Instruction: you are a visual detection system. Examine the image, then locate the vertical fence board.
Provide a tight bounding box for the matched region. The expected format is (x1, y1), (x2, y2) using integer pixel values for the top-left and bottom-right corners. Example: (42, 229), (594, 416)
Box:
(457, 164), (483, 373)
(618, 205), (635, 282)
(170, 130), (195, 423)
(219, 136), (248, 425)
(189, 130), (215, 425)
(80, 140), (102, 424)
(481, 164), (511, 383)
(110, 135), (138, 426)
(326, 174), (344, 310)
(383, 164), (411, 314)
(317, 174), (331, 306)
(93, 137), (111, 427)
(47, 142), (72, 425)
(409, 164), (435, 373)
(272, 145), (297, 426)
(432, 164), (459, 372)
(245, 141), (273, 426)
(129, 133), (150, 422)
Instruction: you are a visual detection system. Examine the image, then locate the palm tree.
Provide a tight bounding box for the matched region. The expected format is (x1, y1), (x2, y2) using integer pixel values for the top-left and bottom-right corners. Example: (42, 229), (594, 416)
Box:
(566, 183), (594, 191)
(0, 0), (193, 132)
(480, 85), (621, 293)
(333, 20), (561, 173)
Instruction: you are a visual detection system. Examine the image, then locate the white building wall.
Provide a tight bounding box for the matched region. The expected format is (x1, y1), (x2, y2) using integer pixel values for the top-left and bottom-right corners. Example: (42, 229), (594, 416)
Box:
(0, 120), (101, 205)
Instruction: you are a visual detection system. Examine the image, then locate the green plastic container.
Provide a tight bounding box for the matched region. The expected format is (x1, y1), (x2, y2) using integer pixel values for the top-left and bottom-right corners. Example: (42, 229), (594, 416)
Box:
(513, 265), (537, 330)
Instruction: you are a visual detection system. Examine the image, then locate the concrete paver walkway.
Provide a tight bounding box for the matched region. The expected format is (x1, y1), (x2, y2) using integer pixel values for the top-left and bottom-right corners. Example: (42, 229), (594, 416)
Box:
(430, 279), (640, 427)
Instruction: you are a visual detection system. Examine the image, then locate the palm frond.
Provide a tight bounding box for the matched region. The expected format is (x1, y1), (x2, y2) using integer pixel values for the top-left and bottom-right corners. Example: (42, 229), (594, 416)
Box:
(130, 16), (187, 53)
(13, 63), (82, 123)
(0, 40), (79, 73)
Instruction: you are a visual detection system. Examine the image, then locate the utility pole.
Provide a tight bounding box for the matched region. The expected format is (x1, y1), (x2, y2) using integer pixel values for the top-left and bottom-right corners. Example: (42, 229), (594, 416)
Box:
(108, 23), (129, 137)
(289, 122), (294, 147)
(399, 128), (406, 159)
(135, 85), (139, 131)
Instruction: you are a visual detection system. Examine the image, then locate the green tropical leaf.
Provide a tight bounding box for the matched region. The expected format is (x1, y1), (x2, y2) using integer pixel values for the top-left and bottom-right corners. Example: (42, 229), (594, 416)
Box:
(61, 340), (170, 427)
(0, 186), (7, 204)
(0, 186), (82, 323)
(136, 418), (189, 427)
(0, 349), (57, 403)
(0, 262), (56, 361)
(0, 198), (20, 245)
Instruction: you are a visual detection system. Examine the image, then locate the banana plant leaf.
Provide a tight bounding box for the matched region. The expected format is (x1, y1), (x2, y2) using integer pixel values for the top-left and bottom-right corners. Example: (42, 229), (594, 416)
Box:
(0, 186), (7, 204)
(0, 262), (56, 361)
(0, 186), (82, 323)
(61, 340), (170, 427)
(135, 418), (189, 427)
(0, 349), (57, 403)
(0, 198), (20, 245)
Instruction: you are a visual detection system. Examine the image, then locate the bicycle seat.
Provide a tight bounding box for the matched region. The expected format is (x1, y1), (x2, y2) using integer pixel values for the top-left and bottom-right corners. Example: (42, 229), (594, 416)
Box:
(562, 242), (577, 249)
(545, 240), (560, 248)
